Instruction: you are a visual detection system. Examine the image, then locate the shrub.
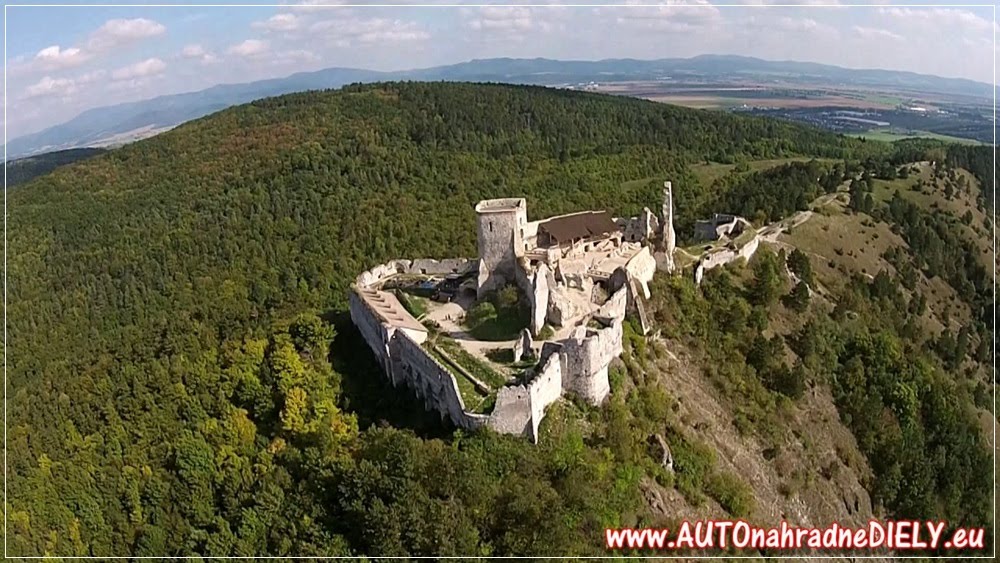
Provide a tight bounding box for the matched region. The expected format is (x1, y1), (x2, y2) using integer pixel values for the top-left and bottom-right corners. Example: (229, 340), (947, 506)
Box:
(467, 301), (497, 326)
(706, 472), (755, 518)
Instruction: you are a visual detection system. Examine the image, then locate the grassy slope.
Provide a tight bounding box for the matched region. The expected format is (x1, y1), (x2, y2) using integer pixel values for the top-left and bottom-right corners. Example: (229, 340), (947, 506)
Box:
(853, 130), (984, 146)
(688, 157), (837, 189)
(780, 163), (991, 415)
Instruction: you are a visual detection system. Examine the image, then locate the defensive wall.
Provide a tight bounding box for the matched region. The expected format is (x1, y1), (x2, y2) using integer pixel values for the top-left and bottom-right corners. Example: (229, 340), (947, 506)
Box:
(350, 259), (621, 442)
(693, 233), (762, 285)
(355, 258), (476, 287)
(614, 208), (661, 244)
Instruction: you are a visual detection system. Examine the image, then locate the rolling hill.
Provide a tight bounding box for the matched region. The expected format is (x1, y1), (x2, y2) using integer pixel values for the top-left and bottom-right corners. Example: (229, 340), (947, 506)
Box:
(7, 54), (996, 158)
(6, 147), (108, 188)
(8, 82), (993, 557)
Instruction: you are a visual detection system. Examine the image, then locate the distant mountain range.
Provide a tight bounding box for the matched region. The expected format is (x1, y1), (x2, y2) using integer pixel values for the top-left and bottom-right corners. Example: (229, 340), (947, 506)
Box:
(6, 54), (995, 159)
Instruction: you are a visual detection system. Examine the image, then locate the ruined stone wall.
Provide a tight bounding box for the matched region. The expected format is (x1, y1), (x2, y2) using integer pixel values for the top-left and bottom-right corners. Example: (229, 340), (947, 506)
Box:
(488, 387), (531, 436)
(694, 234), (761, 284)
(594, 285), (627, 324)
(392, 330), (489, 431)
(513, 260), (551, 336)
(625, 246), (657, 299)
(486, 348), (563, 442)
(408, 258), (474, 276)
(615, 211), (654, 244)
(355, 258), (474, 288)
(348, 289), (394, 376)
(527, 354), (562, 442)
(356, 260), (412, 288)
(558, 322), (621, 405)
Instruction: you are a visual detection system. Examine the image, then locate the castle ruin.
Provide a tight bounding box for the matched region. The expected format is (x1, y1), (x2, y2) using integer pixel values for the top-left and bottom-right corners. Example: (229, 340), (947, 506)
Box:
(349, 187), (676, 442)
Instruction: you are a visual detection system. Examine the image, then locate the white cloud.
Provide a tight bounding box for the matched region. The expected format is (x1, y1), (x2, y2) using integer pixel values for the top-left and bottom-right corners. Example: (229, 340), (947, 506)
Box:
(33, 45), (90, 71)
(180, 44), (220, 65)
(774, 17), (820, 33)
(310, 17), (430, 44)
(181, 44), (206, 58)
(610, 1), (722, 34)
(9, 17), (165, 77)
(878, 8), (993, 34)
(467, 7), (537, 33)
(738, 0), (843, 5)
(283, 0), (352, 12)
(253, 13), (303, 32)
(111, 58), (167, 81)
(87, 18), (167, 51)
(460, 5), (569, 41)
(24, 76), (76, 99)
(852, 25), (903, 42)
(267, 49), (322, 67)
(740, 15), (838, 38)
(227, 39), (270, 57)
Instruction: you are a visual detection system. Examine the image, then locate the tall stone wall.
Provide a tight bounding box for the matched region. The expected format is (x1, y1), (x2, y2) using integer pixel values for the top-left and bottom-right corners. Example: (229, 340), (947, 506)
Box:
(558, 321), (622, 405)
(694, 234), (762, 284)
(349, 282), (488, 431)
(488, 387), (532, 436)
(355, 258), (475, 288)
(625, 246), (657, 299)
(662, 181), (676, 273)
(513, 260), (551, 336)
(391, 330), (489, 431)
(348, 289), (394, 376)
(486, 347), (563, 443)
(614, 208), (660, 244)
(527, 354), (562, 442)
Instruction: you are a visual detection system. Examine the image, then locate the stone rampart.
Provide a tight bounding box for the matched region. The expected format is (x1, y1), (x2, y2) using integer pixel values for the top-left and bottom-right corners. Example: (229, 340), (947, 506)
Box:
(356, 260), (412, 288)
(408, 258), (474, 276)
(356, 258), (476, 288)
(594, 285), (627, 325)
(349, 282), (488, 430)
(614, 208), (660, 243)
(557, 321), (621, 405)
(392, 330), (490, 430)
(694, 234), (762, 284)
(625, 246), (657, 299)
(526, 354), (562, 442)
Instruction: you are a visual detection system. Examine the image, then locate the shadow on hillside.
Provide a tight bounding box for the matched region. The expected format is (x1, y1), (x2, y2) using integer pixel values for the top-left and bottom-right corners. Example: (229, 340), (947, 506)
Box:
(327, 310), (455, 440)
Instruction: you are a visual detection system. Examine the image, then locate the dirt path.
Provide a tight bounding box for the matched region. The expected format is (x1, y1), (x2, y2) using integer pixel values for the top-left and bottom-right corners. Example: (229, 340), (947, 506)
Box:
(422, 296), (521, 368)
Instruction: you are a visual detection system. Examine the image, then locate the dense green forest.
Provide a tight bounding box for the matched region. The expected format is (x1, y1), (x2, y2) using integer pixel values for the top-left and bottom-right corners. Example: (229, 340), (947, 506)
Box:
(5, 147), (107, 188)
(7, 82), (994, 556)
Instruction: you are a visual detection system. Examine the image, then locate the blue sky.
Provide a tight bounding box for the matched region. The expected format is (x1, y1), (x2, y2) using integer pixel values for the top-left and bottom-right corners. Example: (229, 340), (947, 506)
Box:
(4, 1), (996, 139)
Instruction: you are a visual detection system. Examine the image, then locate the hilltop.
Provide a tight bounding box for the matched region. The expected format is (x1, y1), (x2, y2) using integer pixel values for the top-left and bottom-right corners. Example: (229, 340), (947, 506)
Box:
(8, 82), (994, 557)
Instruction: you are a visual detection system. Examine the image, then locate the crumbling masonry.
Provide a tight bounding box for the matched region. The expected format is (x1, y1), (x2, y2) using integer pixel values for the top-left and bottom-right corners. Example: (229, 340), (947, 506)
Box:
(350, 187), (677, 441)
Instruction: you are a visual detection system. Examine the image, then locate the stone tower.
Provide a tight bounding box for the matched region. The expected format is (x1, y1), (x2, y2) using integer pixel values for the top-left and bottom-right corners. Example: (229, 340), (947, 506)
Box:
(475, 198), (527, 298)
(662, 181), (676, 273)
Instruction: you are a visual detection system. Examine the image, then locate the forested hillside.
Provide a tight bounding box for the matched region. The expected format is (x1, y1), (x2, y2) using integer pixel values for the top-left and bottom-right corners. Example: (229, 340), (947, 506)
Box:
(5, 147), (107, 188)
(7, 82), (994, 557)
